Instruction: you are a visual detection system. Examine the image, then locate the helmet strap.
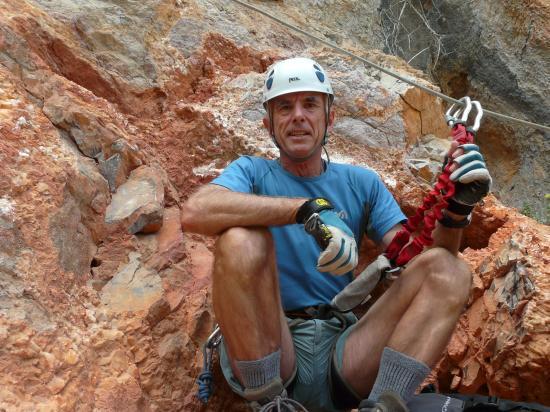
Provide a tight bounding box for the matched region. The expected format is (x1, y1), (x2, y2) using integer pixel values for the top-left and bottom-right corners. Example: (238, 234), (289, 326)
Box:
(267, 105), (280, 148)
(322, 98), (331, 146)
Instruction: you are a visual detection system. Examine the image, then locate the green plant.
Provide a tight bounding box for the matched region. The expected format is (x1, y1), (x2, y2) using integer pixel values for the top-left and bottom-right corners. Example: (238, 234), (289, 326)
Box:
(521, 202), (534, 218)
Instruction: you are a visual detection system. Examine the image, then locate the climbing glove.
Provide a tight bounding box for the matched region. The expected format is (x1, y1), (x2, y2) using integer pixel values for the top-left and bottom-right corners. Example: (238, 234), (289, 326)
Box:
(445, 143), (492, 214)
(296, 198), (358, 276)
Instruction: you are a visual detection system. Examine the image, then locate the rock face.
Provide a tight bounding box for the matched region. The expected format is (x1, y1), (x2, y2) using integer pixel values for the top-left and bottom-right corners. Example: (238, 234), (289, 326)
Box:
(379, 0), (550, 221)
(0, 0), (548, 410)
(105, 165), (165, 234)
(431, 209), (550, 404)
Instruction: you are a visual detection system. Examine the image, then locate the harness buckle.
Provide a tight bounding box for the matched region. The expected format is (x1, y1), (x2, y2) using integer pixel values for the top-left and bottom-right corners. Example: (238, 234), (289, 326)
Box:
(383, 266), (403, 280)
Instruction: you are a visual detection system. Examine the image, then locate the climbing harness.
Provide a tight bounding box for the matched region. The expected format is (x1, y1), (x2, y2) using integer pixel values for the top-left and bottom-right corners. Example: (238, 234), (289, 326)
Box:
(196, 325), (222, 403)
(231, 0), (550, 133)
(384, 96), (481, 269)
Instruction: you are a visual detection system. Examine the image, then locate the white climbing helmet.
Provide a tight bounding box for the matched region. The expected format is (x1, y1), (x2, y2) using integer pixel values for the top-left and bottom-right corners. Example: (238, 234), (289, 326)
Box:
(262, 57), (334, 108)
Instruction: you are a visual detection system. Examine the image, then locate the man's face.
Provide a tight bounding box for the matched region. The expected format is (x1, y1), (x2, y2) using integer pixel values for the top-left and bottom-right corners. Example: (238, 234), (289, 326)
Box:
(264, 91), (334, 161)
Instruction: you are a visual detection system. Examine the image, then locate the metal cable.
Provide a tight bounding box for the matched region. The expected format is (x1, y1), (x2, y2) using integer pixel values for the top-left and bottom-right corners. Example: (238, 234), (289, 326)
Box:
(230, 0), (550, 133)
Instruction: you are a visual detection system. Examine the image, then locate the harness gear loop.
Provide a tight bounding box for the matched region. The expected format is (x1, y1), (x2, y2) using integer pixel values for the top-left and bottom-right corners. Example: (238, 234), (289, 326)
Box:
(196, 325), (222, 403)
(384, 98), (482, 269)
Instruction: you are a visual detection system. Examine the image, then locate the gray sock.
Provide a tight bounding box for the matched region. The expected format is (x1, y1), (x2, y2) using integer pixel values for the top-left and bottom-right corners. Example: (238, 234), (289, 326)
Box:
(368, 347), (430, 403)
(235, 349), (281, 389)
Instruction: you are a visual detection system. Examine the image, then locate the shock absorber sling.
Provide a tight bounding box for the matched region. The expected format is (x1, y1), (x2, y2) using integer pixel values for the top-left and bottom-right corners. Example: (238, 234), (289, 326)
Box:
(331, 97), (484, 312)
(384, 97), (483, 269)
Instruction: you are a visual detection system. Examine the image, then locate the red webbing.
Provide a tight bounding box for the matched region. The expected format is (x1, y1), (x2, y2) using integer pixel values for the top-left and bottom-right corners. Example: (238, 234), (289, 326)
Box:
(385, 124), (474, 267)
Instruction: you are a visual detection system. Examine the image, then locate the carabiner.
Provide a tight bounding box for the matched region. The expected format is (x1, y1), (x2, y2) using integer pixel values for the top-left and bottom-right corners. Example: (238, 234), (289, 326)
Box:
(383, 265), (403, 280)
(445, 96), (472, 127)
(206, 325), (222, 349)
(467, 100), (483, 132)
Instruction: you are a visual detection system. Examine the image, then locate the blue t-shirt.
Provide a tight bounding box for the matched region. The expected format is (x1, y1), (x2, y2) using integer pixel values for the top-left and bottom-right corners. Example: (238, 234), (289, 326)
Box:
(211, 156), (405, 311)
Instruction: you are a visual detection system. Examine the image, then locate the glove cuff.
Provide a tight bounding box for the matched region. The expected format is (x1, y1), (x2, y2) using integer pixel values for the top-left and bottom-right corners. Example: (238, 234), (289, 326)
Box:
(438, 212), (471, 229)
(296, 198), (334, 224)
(447, 198), (474, 215)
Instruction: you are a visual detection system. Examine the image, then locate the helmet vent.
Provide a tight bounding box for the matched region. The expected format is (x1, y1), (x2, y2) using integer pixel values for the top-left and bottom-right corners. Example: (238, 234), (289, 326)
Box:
(315, 70), (325, 83)
(266, 70), (275, 90)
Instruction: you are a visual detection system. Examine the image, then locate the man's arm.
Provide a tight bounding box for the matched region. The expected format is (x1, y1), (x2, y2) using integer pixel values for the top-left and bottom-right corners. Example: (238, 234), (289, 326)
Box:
(430, 211), (466, 254)
(180, 184), (306, 236)
(379, 214), (464, 257)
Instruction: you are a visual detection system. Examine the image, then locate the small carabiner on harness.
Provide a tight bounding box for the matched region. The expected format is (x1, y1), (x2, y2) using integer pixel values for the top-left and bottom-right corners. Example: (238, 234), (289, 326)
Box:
(445, 96), (472, 127)
(383, 265), (403, 280)
(196, 325), (222, 404)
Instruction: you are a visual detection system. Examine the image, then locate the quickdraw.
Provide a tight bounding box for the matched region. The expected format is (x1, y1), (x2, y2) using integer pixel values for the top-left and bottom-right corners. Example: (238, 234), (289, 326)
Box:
(196, 325), (222, 403)
(384, 97), (484, 269)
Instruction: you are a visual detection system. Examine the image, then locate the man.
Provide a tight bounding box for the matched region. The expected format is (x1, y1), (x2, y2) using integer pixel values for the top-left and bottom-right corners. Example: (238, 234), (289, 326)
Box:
(181, 57), (491, 411)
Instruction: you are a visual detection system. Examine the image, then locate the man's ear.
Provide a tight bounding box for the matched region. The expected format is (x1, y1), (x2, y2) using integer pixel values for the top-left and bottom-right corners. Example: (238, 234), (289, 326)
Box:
(327, 110), (335, 132)
(262, 116), (270, 130)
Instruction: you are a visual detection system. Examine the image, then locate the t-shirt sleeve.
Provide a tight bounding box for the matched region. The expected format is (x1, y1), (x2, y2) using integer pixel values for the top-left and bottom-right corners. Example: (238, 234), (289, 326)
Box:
(365, 175), (406, 243)
(210, 156), (255, 193)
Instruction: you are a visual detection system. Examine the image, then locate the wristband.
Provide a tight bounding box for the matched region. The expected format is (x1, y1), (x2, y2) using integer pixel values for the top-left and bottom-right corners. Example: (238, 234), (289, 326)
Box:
(296, 198), (334, 224)
(438, 212), (471, 229)
(446, 198), (474, 215)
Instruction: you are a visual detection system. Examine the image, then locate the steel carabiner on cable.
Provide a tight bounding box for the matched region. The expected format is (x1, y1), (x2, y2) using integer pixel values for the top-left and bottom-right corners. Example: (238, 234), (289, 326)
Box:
(466, 100), (484, 133)
(445, 96), (472, 127)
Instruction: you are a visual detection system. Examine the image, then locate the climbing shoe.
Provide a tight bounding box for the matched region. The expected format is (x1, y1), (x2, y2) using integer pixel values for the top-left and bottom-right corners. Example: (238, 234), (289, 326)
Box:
(245, 378), (308, 412)
(358, 391), (409, 412)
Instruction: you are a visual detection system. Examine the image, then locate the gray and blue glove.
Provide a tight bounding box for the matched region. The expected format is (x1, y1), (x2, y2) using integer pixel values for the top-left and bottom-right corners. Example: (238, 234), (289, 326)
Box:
(296, 198), (358, 276)
(446, 143), (492, 214)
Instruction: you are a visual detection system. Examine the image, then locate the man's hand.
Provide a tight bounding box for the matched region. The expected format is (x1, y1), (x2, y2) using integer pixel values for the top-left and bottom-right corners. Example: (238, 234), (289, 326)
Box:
(296, 198), (358, 276)
(447, 143), (492, 209)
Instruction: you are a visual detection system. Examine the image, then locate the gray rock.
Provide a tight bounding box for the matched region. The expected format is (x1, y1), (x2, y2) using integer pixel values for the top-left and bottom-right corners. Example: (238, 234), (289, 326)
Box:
(49, 193), (97, 276)
(34, 0), (159, 89)
(97, 138), (144, 193)
(405, 136), (449, 183)
(98, 153), (124, 192)
(242, 109), (264, 122)
(334, 115), (405, 149)
(407, 135), (450, 162)
(169, 18), (207, 58)
(105, 165), (165, 234)
(405, 158), (440, 184)
(100, 252), (163, 314)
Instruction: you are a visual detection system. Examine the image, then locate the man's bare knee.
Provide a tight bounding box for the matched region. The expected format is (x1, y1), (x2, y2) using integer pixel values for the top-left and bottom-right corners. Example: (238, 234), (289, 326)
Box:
(413, 248), (471, 307)
(214, 227), (274, 284)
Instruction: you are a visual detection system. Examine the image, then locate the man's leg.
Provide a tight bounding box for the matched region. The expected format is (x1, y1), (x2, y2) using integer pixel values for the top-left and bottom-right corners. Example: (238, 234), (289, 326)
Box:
(212, 227), (296, 396)
(340, 247), (471, 401)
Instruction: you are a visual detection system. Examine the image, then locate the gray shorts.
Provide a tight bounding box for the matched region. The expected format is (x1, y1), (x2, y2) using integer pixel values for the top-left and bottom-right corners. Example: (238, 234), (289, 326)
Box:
(219, 312), (358, 412)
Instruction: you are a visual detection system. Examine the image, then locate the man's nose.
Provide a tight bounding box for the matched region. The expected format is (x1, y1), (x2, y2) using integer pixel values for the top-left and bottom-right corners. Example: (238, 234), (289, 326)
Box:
(291, 104), (306, 121)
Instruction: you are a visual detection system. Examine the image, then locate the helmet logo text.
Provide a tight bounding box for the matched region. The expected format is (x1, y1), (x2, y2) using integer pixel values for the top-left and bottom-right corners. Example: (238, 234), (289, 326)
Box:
(288, 77), (300, 82)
